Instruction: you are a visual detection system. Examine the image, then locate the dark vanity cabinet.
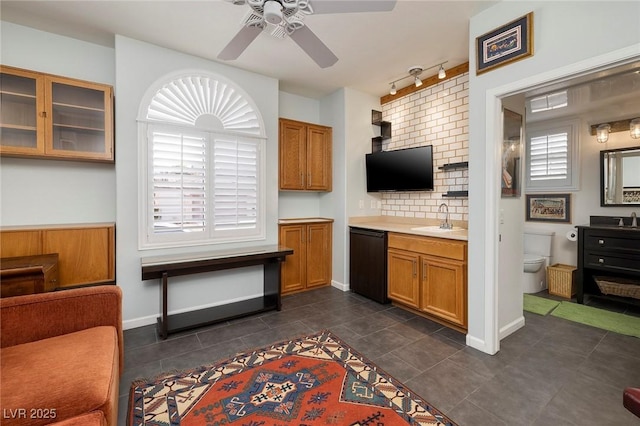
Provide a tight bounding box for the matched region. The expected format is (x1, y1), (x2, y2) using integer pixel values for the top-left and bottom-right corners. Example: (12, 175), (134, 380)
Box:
(576, 225), (640, 306)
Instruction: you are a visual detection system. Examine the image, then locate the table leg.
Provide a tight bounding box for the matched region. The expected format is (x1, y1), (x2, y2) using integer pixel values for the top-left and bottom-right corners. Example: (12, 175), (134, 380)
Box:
(161, 272), (168, 339)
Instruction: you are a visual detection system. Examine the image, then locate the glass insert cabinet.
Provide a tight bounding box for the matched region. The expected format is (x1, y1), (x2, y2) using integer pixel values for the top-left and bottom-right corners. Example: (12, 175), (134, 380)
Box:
(0, 65), (114, 162)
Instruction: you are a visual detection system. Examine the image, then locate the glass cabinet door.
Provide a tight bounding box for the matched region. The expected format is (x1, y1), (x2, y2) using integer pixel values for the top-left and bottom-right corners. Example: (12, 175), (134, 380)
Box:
(45, 77), (113, 161)
(0, 68), (45, 154)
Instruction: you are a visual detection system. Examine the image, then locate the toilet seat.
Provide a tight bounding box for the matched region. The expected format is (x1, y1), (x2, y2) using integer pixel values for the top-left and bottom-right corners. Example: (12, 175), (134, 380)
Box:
(524, 253), (544, 264)
(523, 254), (545, 273)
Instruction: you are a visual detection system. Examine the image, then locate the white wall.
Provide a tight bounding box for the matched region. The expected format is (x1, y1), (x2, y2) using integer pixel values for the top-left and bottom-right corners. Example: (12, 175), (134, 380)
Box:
(0, 22), (116, 226)
(468, 1), (640, 354)
(498, 95), (526, 339)
(115, 36), (280, 327)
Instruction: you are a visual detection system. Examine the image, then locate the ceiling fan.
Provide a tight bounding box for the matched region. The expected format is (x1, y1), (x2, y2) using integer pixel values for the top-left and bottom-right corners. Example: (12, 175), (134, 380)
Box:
(218, 0), (397, 68)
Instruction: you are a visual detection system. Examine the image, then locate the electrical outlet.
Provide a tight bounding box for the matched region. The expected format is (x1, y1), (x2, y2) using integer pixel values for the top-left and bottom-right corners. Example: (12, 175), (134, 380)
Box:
(359, 200), (364, 209)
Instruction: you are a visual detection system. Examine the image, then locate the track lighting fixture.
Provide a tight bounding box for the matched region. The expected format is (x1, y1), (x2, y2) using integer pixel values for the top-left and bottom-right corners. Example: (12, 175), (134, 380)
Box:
(438, 64), (446, 79)
(388, 61), (448, 95)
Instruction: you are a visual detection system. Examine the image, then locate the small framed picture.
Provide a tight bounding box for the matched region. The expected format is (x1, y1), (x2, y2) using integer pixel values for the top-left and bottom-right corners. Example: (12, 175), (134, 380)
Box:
(476, 12), (533, 75)
(526, 193), (571, 223)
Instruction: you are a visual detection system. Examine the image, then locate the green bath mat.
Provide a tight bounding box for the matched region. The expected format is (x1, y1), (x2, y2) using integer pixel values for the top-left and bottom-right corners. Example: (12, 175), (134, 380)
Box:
(551, 301), (640, 338)
(523, 294), (560, 315)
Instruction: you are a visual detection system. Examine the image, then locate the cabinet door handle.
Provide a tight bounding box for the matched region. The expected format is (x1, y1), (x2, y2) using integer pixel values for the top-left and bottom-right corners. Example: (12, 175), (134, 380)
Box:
(413, 260), (417, 277)
(300, 172), (304, 186)
(598, 258), (605, 264)
(598, 239), (605, 245)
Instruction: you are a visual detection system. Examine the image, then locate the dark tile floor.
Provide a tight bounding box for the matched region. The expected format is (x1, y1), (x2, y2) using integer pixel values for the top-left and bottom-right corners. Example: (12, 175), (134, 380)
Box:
(118, 286), (640, 425)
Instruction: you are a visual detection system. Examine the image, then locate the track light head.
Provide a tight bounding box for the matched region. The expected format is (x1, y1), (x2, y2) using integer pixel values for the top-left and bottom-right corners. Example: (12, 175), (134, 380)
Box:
(390, 82), (397, 95)
(438, 65), (446, 79)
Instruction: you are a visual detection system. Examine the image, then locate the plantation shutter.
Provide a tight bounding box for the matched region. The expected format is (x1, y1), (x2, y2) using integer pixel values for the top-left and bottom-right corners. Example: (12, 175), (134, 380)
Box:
(213, 137), (258, 231)
(529, 131), (569, 181)
(151, 130), (207, 233)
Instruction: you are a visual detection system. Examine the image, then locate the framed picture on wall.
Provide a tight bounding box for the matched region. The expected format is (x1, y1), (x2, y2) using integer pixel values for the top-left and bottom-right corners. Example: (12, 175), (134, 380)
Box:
(502, 108), (522, 198)
(476, 12), (534, 75)
(525, 193), (571, 223)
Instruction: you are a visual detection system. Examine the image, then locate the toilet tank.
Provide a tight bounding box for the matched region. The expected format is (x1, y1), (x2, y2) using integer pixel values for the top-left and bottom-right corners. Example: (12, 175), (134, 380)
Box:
(524, 228), (554, 256)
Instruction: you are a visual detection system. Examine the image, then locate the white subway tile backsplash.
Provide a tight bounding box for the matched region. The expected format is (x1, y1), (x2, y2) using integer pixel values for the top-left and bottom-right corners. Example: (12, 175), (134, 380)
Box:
(379, 72), (469, 219)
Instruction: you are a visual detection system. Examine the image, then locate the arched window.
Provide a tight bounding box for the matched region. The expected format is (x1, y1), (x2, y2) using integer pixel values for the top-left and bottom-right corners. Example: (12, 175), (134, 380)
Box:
(138, 72), (266, 249)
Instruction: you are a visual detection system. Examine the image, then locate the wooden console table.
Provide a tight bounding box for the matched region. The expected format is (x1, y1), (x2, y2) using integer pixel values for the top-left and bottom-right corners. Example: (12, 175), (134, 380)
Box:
(141, 245), (293, 339)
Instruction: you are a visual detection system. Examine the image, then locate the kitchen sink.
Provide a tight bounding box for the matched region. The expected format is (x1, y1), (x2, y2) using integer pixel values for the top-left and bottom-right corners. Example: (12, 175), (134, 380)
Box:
(411, 225), (465, 232)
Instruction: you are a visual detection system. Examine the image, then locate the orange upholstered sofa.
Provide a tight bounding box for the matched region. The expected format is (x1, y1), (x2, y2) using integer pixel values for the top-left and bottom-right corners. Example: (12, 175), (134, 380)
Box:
(0, 286), (123, 426)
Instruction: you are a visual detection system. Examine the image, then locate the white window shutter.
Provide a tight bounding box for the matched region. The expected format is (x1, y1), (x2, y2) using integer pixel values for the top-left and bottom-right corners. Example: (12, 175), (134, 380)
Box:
(525, 119), (580, 192)
(151, 130), (207, 234)
(213, 137), (258, 231)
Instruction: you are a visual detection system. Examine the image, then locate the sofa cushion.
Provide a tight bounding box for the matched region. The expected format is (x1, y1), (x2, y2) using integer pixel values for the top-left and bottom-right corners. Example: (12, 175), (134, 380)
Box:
(0, 326), (118, 426)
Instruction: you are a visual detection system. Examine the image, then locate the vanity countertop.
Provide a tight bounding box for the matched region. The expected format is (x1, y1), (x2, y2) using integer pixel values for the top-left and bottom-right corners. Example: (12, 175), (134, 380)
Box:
(349, 216), (468, 241)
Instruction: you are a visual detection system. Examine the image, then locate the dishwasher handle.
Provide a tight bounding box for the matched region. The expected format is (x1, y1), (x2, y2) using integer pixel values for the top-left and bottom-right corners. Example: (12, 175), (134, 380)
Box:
(350, 227), (386, 238)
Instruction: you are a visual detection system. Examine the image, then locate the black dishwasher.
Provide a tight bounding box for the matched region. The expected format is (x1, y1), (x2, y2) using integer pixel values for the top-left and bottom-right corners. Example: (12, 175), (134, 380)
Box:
(349, 227), (389, 304)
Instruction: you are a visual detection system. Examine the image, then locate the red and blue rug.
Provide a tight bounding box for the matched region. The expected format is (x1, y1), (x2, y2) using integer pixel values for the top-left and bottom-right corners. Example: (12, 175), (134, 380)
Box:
(128, 330), (456, 425)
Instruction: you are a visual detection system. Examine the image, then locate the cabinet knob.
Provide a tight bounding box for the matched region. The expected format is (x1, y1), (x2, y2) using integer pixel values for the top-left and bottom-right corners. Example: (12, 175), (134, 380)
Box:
(598, 258), (605, 264)
(598, 239), (605, 245)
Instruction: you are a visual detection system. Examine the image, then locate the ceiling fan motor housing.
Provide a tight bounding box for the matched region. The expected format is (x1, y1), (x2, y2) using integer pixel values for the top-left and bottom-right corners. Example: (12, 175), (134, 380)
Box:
(263, 0), (283, 24)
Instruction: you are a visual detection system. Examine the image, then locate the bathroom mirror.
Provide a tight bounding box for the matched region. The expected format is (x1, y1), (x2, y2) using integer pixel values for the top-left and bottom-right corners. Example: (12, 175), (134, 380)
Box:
(601, 145), (640, 206)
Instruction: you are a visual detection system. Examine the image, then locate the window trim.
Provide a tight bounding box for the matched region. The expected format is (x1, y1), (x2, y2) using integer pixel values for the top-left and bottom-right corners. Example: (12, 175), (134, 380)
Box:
(137, 70), (266, 250)
(525, 118), (581, 193)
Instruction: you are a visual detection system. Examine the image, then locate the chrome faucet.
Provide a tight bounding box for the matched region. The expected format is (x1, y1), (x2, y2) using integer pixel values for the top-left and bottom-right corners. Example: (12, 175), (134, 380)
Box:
(632, 212), (637, 228)
(438, 203), (452, 229)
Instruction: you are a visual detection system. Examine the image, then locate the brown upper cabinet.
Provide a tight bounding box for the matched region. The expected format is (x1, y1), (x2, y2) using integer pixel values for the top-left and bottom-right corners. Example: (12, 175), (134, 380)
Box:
(279, 118), (332, 191)
(0, 65), (114, 162)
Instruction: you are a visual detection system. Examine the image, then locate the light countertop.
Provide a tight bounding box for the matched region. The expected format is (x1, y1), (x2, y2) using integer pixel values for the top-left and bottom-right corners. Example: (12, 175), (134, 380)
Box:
(279, 217), (334, 224)
(349, 216), (468, 241)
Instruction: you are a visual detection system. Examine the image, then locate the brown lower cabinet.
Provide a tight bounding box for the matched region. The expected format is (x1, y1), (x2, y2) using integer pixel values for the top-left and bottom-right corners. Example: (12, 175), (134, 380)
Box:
(387, 232), (467, 331)
(0, 223), (115, 293)
(279, 219), (333, 295)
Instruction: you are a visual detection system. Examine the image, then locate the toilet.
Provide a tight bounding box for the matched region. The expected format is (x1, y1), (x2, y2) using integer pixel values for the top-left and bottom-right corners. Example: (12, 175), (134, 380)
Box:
(523, 228), (554, 294)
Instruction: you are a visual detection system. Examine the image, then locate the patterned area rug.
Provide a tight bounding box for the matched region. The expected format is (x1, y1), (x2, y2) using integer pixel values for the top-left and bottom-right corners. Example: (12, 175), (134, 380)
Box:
(128, 330), (456, 425)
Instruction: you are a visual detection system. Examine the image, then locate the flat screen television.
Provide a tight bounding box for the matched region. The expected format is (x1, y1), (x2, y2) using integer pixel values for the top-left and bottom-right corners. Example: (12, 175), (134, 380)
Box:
(366, 145), (434, 192)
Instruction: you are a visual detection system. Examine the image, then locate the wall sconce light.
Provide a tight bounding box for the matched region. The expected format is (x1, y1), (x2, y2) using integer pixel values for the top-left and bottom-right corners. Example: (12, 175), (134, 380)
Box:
(388, 61), (448, 95)
(596, 124), (611, 143)
(631, 118), (640, 139)
(591, 117), (640, 142)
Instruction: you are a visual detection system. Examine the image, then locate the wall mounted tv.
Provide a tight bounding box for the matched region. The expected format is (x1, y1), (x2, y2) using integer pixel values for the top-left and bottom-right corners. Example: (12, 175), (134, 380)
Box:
(366, 145), (434, 192)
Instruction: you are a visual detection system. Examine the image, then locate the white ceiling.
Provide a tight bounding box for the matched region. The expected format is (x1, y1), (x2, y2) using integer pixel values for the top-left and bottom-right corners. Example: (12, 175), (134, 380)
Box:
(0, 0), (498, 98)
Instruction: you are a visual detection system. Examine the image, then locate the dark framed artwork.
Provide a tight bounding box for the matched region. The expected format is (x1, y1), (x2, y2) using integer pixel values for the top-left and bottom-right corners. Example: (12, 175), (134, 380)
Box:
(502, 108), (522, 198)
(526, 193), (571, 223)
(476, 12), (533, 75)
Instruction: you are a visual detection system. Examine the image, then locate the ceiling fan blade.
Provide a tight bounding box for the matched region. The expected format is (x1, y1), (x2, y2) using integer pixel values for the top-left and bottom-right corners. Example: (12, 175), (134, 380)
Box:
(310, 0), (396, 14)
(218, 25), (263, 60)
(289, 25), (338, 68)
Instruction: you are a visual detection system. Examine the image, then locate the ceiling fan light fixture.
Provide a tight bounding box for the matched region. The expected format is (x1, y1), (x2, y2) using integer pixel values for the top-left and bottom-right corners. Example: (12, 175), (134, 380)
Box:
(263, 0), (283, 25)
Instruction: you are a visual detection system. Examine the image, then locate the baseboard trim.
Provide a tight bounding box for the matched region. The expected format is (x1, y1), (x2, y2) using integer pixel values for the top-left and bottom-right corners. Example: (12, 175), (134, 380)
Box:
(331, 280), (349, 292)
(122, 292), (264, 330)
(499, 315), (525, 340)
